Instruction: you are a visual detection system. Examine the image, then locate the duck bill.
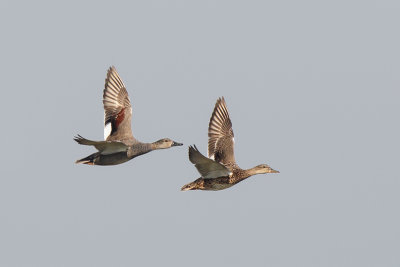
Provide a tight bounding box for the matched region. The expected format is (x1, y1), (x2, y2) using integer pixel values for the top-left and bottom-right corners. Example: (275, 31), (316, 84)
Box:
(172, 141), (183, 147)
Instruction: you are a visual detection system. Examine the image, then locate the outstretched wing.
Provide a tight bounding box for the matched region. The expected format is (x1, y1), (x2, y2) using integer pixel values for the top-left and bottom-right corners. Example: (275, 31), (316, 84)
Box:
(208, 97), (236, 166)
(74, 135), (129, 155)
(189, 145), (231, 178)
(103, 66), (136, 144)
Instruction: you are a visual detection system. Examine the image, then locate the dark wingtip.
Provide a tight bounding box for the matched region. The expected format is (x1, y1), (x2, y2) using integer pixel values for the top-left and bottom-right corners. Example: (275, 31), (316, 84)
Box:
(73, 134), (83, 143)
(108, 65), (116, 73)
(188, 145), (197, 151)
(217, 96), (226, 105)
(188, 145), (197, 163)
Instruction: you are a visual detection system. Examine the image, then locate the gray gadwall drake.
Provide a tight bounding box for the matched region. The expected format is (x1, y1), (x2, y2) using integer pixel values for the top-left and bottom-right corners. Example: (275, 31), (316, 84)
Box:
(181, 97), (279, 191)
(74, 66), (182, 165)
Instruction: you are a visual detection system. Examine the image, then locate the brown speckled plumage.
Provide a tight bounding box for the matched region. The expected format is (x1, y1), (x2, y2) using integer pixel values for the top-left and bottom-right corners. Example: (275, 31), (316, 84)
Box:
(181, 97), (279, 191)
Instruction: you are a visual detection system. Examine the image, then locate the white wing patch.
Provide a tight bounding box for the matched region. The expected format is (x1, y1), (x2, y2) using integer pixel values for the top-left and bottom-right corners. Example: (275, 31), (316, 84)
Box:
(104, 122), (112, 140)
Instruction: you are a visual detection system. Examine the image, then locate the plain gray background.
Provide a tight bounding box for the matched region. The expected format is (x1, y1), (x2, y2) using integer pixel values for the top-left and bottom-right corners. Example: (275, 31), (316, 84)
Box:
(1, 0), (399, 266)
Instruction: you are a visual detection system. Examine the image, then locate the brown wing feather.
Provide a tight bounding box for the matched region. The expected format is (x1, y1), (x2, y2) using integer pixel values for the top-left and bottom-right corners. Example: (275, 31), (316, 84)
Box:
(103, 66), (136, 144)
(208, 97), (236, 166)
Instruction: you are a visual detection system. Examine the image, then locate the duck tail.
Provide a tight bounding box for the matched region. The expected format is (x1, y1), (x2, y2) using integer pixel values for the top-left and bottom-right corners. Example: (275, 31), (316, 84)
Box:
(75, 152), (100, 165)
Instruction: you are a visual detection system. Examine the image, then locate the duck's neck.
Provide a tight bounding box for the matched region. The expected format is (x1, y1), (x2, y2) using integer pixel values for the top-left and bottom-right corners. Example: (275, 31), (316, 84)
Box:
(127, 143), (153, 158)
(241, 166), (264, 178)
(230, 166), (266, 185)
(249, 167), (263, 175)
(150, 142), (164, 150)
(150, 142), (157, 150)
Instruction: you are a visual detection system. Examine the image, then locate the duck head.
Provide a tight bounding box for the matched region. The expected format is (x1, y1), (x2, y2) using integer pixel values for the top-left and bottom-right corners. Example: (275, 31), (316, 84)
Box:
(153, 138), (183, 149)
(253, 164), (279, 174)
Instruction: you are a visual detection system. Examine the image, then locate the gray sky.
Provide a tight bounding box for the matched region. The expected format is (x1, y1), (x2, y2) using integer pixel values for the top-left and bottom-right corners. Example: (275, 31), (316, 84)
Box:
(1, 0), (399, 266)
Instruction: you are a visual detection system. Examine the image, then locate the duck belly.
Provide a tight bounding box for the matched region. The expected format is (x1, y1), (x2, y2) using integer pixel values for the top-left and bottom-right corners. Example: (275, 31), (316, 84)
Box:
(203, 177), (234, 191)
(96, 152), (131, 166)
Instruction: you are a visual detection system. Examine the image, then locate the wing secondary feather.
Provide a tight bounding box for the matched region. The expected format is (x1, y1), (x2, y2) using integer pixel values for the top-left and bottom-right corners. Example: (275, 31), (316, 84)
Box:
(189, 145), (231, 179)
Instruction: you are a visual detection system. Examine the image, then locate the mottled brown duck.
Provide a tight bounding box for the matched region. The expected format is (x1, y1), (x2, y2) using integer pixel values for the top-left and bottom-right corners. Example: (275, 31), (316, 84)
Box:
(181, 97), (278, 191)
(74, 66), (182, 166)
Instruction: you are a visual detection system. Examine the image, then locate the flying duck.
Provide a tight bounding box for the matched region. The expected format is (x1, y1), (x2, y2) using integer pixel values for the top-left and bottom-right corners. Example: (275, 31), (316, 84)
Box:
(74, 66), (182, 165)
(181, 97), (278, 190)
